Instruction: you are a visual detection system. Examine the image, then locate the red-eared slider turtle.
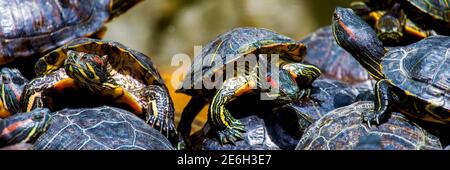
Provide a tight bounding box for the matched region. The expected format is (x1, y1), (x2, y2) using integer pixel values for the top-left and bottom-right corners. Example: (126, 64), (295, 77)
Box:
(332, 7), (450, 127)
(296, 101), (442, 150)
(0, 106), (174, 150)
(0, 0), (142, 65)
(189, 79), (372, 150)
(21, 38), (178, 143)
(0, 67), (28, 118)
(176, 27), (321, 145)
(301, 26), (374, 88)
(400, 0), (450, 35)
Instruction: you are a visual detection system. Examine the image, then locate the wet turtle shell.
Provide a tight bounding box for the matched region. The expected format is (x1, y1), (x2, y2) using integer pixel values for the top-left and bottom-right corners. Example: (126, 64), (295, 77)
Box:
(21, 38), (177, 143)
(29, 106), (173, 150)
(401, 0), (450, 35)
(0, 0), (142, 65)
(24, 37), (165, 111)
(296, 101), (442, 150)
(377, 35), (450, 124)
(177, 27), (306, 96)
(0, 67), (28, 118)
(301, 26), (374, 88)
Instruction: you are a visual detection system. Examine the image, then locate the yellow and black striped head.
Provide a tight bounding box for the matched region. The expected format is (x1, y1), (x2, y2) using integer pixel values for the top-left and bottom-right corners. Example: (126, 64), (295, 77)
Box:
(0, 68), (28, 118)
(0, 108), (51, 146)
(64, 50), (109, 90)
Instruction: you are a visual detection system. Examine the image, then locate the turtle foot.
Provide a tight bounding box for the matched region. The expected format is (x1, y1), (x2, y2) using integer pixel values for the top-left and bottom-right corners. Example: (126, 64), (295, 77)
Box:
(216, 120), (246, 145)
(362, 110), (389, 128)
(147, 115), (177, 138)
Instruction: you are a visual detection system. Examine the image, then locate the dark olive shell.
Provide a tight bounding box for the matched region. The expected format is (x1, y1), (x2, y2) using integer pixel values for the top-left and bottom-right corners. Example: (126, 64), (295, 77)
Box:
(296, 101), (442, 150)
(0, 0), (141, 65)
(382, 36), (450, 120)
(177, 27), (306, 96)
(0, 0), (111, 65)
(189, 115), (283, 150)
(33, 106), (174, 150)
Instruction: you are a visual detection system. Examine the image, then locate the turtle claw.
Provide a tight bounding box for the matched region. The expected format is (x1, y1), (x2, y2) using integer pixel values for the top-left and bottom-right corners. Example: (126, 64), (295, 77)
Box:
(363, 111), (387, 128)
(147, 115), (177, 138)
(299, 88), (312, 99)
(216, 121), (246, 145)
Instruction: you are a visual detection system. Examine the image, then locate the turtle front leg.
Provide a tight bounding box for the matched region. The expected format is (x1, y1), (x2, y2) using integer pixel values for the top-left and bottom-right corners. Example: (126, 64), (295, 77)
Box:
(209, 76), (257, 145)
(364, 79), (392, 127)
(281, 63), (321, 99)
(142, 85), (177, 139)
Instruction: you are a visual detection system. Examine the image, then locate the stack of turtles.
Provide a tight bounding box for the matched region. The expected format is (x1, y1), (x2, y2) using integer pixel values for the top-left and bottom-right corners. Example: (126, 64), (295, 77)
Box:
(176, 27), (322, 146)
(1, 0), (449, 151)
(188, 80), (373, 150)
(0, 0), (181, 150)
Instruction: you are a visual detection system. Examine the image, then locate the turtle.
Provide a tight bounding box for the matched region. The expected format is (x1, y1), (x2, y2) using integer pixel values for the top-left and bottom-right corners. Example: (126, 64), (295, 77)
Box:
(332, 7), (450, 127)
(0, 0), (142, 66)
(0, 67), (28, 118)
(296, 101), (443, 150)
(0, 106), (174, 150)
(176, 27), (321, 145)
(300, 26), (374, 88)
(21, 38), (178, 144)
(350, 1), (437, 45)
(189, 79), (373, 150)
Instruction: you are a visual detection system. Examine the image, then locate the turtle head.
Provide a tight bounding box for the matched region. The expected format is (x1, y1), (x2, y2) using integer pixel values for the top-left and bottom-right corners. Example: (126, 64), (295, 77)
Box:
(332, 7), (385, 80)
(64, 50), (110, 90)
(0, 68), (28, 118)
(0, 108), (51, 146)
(375, 3), (405, 44)
(266, 68), (300, 102)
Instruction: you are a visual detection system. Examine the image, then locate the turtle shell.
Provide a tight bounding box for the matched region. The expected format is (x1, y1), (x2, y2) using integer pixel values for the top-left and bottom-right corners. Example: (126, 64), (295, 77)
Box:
(177, 27), (306, 96)
(402, 0), (450, 34)
(35, 37), (164, 85)
(296, 101), (443, 150)
(406, 0), (450, 22)
(0, 67), (28, 118)
(0, 0), (141, 65)
(381, 35), (450, 122)
(33, 106), (174, 150)
(189, 115), (282, 150)
(301, 26), (374, 88)
(283, 80), (373, 134)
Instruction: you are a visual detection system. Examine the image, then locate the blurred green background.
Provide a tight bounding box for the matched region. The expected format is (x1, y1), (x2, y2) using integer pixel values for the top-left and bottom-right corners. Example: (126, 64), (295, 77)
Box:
(103, 0), (354, 132)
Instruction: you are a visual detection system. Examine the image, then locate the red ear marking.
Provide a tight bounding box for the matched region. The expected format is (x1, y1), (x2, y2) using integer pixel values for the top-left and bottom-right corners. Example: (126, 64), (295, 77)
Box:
(267, 76), (277, 88)
(93, 55), (104, 65)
